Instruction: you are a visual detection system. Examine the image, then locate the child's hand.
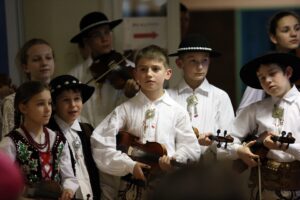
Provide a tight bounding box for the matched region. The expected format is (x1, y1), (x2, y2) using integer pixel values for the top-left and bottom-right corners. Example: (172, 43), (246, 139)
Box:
(237, 141), (259, 168)
(263, 135), (288, 150)
(124, 79), (140, 98)
(159, 155), (173, 171)
(59, 188), (74, 200)
(133, 162), (151, 181)
(198, 133), (213, 146)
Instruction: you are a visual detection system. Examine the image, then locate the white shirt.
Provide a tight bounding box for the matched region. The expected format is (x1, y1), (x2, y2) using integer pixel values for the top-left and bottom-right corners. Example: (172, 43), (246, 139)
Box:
(228, 86), (300, 162)
(69, 56), (132, 127)
(54, 116), (93, 199)
(0, 127), (79, 193)
(167, 79), (235, 153)
(91, 91), (201, 176)
(236, 86), (265, 115)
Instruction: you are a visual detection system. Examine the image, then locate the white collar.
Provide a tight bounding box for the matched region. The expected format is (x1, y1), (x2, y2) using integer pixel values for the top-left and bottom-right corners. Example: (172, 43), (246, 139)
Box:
(136, 90), (174, 106)
(54, 115), (82, 133)
(177, 78), (210, 96)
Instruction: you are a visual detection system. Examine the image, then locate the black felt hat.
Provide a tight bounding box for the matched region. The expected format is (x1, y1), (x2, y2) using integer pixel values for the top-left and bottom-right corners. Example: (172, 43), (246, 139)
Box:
(168, 34), (221, 57)
(50, 75), (94, 103)
(240, 52), (300, 89)
(70, 12), (123, 43)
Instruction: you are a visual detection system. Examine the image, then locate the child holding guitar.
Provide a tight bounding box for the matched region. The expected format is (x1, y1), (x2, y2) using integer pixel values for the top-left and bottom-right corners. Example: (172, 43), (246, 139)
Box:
(91, 45), (200, 199)
(227, 52), (300, 199)
(167, 34), (235, 162)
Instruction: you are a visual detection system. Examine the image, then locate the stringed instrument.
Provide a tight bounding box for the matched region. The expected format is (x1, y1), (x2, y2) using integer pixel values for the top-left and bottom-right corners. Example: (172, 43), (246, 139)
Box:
(116, 131), (188, 186)
(232, 131), (295, 173)
(193, 127), (234, 149)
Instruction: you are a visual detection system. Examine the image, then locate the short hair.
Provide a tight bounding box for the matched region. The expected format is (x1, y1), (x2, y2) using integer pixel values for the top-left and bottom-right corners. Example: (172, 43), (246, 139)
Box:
(134, 45), (169, 68)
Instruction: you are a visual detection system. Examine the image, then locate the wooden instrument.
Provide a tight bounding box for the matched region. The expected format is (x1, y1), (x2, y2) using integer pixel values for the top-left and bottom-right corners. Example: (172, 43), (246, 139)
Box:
(232, 131), (295, 173)
(116, 131), (188, 186)
(193, 127), (234, 149)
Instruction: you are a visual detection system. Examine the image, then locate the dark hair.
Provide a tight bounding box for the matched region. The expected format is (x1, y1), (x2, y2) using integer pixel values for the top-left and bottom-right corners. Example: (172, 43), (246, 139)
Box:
(52, 87), (81, 105)
(16, 38), (54, 80)
(0, 73), (12, 87)
(134, 45), (169, 68)
(268, 11), (300, 36)
(13, 81), (50, 129)
(180, 3), (188, 13)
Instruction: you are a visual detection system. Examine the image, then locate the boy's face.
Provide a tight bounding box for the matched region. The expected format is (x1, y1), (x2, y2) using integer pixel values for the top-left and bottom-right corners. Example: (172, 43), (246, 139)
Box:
(19, 90), (52, 126)
(134, 58), (171, 96)
(84, 25), (113, 58)
(257, 63), (292, 98)
(176, 52), (210, 86)
(54, 89), (83, 125)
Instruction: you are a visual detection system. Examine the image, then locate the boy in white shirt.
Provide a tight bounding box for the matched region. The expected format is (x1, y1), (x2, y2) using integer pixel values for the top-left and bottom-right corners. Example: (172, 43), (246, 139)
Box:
(167, 34), (234, 161)
(228, 52), (300, 199)
(91, 45), (200, 199)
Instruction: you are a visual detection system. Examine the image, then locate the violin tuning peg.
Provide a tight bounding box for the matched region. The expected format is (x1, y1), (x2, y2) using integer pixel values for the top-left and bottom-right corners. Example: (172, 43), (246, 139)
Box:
(281, 131), (286, 137)
(217, 142), (221, 148)
(217, 129), (221, 136)
(225, 142), (228, 149)
(224, 130), (227, 136)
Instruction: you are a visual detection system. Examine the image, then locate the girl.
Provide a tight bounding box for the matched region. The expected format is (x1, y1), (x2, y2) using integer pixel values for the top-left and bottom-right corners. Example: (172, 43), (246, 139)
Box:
(0, 81), (78, 199)
(48, 75), (100, 200)
(237, 11), (300, 113)
(2, 38), (55, 135)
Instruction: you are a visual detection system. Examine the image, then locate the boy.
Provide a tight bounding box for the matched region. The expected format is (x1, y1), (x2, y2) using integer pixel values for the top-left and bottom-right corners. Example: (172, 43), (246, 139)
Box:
(91, 45), (200, 199)
(48, 75), (100, 199)
(167, 34), (234, 161)
(228, 52), (300, 199)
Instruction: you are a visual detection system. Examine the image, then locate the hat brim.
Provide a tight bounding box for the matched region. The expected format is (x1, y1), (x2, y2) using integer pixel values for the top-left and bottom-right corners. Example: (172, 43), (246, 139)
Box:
(168, 49), (221, 57)
(240, 53), (300, 89)
(70, 19), (123, 43)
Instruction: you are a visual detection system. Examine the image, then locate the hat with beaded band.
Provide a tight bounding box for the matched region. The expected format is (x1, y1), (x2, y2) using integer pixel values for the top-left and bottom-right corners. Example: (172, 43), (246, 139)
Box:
(50, 75), (94, 103)
(168, 34), (221, 57)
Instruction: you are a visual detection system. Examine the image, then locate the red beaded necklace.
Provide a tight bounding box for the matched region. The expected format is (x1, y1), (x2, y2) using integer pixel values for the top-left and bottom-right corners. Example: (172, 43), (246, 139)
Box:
(21, 125), (50, 152)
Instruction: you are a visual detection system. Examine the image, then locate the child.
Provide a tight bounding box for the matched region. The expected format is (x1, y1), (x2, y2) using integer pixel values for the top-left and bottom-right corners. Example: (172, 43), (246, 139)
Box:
(228, 52), (300, 199)
(237, 11), (300, 114)
(0, 73), (15, 140)
(91, 45), (200, 199)
(2, 38), (55, 135)
(167, 34), (235, 162)
(0, 81), (78, 200)
(48, 75), (101, 199)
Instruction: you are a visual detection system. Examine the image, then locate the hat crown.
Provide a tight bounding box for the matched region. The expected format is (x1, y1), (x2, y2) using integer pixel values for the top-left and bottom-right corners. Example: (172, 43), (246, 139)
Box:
(179, 35), (211, 49)
(50, 75), (80, 91)
(80, 12), (109, 31)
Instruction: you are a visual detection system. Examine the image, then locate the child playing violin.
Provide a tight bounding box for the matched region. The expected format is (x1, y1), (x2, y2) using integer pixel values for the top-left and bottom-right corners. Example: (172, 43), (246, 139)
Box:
(227, 53), (300, 199)
(0, 81), (78, 200)
(91, 45), (200, 199)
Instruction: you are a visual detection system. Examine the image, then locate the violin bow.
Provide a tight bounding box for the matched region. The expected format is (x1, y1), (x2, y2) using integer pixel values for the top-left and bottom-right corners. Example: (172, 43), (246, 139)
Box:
(86, 53), (132, 85)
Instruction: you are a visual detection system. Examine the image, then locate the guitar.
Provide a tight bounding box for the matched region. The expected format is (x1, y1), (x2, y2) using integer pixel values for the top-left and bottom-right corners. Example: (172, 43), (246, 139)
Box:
(116, 131), (189, 186)
(193, 128), (234, 149)
(232, 131), (295, 173)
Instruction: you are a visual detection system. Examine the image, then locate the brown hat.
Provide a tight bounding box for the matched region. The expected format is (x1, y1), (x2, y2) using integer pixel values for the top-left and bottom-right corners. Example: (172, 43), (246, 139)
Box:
(70, 12), (123, 43)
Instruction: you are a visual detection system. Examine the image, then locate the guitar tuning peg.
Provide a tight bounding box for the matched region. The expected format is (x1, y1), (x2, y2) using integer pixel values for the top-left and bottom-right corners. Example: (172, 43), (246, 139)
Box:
(281, 131), (286, 137)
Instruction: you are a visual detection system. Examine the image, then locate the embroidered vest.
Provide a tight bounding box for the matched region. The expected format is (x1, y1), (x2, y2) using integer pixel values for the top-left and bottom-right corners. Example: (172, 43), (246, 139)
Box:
(8, 130), (66, 184)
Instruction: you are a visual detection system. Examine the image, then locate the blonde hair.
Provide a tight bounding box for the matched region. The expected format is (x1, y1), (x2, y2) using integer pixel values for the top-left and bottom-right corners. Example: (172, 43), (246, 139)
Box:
(134, 45), (169, 68)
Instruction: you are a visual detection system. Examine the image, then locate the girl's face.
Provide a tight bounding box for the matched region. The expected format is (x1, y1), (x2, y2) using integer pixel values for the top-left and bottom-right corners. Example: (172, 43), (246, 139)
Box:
(54, 90), (83, 125)
(134, 58), (171, 100)
(176, 52), (210, 89)
(270, 15), (300, 52)
(20, 90), (52, 127)
(23, 44), (55, 84)
(257, 64), (292, 98)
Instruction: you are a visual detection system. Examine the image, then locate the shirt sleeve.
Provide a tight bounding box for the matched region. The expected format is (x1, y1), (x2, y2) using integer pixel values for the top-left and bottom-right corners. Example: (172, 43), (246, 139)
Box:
(284, 143), (300, 161)
(59, 141), (79, 193)
(173, 110), (201, 163)
(2, 95), (15, 136)
(0, 136), (17, 161)
(91, 107), (136, 176)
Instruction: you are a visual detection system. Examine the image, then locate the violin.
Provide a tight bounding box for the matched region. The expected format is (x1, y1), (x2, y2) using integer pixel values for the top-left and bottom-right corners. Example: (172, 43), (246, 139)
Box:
(193, 127), (234, 149)
(232, 131), (295, 173)
(87, 50), (133, 90)
(116, 131), (187, 186)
